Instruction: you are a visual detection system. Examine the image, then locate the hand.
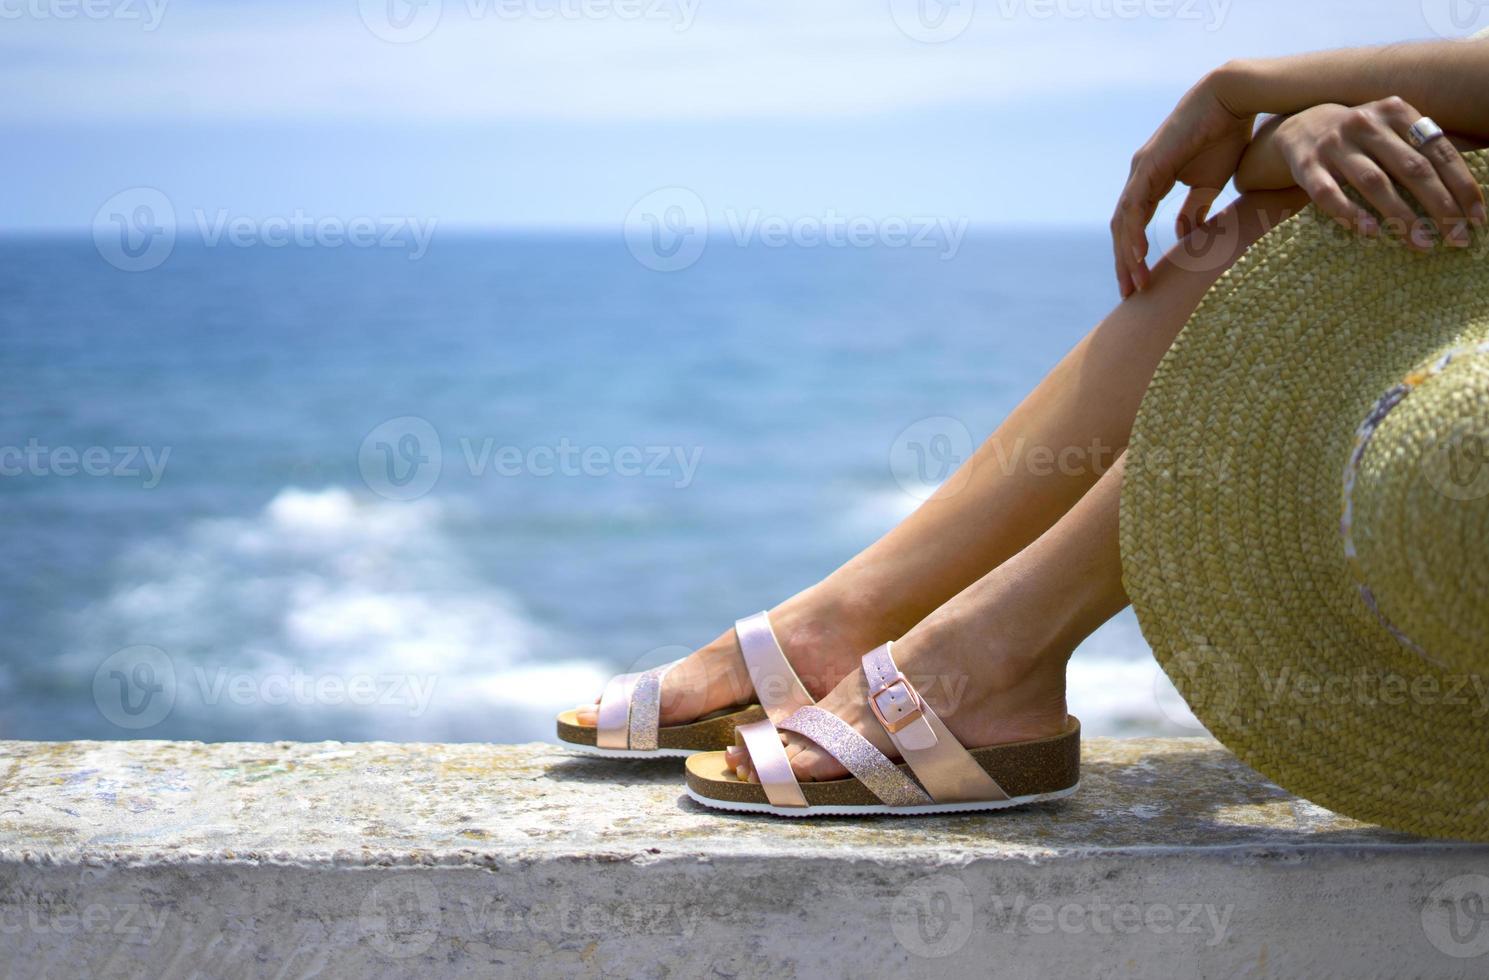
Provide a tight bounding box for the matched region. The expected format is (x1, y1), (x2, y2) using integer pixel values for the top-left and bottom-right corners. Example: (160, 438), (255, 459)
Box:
(1112, 71), (1255, 298)
(1253, 97), (1486, 251)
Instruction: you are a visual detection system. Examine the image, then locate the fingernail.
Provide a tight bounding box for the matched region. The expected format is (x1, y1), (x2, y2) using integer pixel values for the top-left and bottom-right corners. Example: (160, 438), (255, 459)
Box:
(1472, 203), (1487, 228)
(1449, 223), (1472, 248)
(1412, 225), (1436, 250)
(1360, 215), (1380, 237)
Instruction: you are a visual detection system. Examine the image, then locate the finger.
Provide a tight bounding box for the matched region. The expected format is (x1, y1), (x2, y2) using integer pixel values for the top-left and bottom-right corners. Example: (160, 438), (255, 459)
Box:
(1114, 247), (1134, 299)
(1121, 193), (1155, 292)
(1117, 162), (1169, 292)
(1111, 208), (1135, 298)
(1336, 152), (1433, 250)
(1296, 163), (1380, 238)
(1177, 186), (1221, 239)
(1417, 131), (1486, 237)
(1362, 129), (1469, 246)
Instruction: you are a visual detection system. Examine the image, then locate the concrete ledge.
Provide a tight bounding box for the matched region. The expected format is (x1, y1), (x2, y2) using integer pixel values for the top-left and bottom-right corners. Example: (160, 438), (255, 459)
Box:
(2, 738), (1487, 978)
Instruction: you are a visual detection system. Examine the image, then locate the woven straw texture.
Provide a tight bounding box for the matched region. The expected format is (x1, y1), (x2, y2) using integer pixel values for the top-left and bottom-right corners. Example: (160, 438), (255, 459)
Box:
(1122, 149), (1489, 841)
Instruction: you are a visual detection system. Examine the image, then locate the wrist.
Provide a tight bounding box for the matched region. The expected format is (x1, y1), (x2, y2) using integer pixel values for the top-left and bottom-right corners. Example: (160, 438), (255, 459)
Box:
(1207, 58), (1265, 118)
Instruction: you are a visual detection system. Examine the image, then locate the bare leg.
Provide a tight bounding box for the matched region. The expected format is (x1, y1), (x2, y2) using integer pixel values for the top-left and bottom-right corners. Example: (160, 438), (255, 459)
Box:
(582, 188), (1311, 727)
(739, 452), (1129, 781)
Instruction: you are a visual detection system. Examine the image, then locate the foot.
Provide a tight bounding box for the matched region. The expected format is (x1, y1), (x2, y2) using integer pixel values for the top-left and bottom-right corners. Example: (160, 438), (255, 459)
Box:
(573, 584), (884, 728)
(725, 604), (1070, 783)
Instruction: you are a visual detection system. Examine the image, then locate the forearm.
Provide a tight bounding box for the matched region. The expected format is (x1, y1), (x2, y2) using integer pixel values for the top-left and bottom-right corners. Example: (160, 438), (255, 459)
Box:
(1215, 40), (1489, 141)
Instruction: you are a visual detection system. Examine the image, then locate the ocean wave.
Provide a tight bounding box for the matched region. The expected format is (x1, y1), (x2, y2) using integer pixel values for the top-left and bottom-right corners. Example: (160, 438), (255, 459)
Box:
(63, 486), (608, 742)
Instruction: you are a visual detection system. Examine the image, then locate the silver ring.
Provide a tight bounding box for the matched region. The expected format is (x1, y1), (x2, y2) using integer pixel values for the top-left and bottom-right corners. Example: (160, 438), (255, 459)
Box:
(1408, 116), (1446, 150)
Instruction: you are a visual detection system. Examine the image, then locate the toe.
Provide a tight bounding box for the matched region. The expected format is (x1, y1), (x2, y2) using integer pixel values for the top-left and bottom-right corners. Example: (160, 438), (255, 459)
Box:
(575, 704), (598, 726)
(785, 733), (850, 782)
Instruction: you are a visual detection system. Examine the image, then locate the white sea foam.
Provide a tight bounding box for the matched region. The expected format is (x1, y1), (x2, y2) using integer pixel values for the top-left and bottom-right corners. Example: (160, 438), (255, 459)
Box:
(65, 487), (608, 742)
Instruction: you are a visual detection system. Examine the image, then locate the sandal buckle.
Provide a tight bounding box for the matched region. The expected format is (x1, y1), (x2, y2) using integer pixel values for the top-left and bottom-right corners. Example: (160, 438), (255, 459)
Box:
(867, 673), (924, 735)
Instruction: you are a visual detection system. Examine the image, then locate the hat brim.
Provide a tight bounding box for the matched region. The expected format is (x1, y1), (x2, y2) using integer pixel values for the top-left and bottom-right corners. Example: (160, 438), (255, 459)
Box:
(1121, 150), (1489, 840)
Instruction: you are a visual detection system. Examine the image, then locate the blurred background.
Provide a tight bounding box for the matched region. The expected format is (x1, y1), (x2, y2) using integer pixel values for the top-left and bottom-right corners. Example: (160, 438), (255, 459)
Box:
(2, 0), (1480, 743)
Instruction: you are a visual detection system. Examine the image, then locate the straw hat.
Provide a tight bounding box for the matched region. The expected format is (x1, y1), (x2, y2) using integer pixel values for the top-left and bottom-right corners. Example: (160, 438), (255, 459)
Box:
(1122, 149), (1489, 840)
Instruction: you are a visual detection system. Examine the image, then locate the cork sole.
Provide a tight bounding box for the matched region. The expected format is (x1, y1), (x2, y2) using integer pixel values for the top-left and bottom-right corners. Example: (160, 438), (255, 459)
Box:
(684, 716), (1080, 815)
(556, 703), (768, 756)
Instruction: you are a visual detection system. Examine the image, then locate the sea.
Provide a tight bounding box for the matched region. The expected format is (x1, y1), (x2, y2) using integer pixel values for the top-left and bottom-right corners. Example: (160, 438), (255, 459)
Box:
(0, 230), (1205, 743)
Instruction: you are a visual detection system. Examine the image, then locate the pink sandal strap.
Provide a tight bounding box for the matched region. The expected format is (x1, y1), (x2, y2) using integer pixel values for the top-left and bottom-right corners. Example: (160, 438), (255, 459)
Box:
(595, 661), (677, 750)
(777, 705), (932, 807)
(595, 671), (642, 749)
(860, 644), (1007, 803)
(735, 719), (807, 808)
(735, 611), (814, 723)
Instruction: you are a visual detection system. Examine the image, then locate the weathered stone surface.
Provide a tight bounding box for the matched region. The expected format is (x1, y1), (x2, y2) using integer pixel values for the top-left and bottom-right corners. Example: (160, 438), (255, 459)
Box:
(1, 738), (1485, 978)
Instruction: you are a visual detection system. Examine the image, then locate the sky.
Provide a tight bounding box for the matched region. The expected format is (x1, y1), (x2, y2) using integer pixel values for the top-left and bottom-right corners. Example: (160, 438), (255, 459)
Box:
(4, 0), (1486, 231)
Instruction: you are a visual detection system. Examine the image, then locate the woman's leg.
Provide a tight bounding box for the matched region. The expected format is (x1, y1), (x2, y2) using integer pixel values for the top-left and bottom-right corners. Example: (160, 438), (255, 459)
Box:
(738, 450), (1128, 780)
(583, 187), (1311, 727)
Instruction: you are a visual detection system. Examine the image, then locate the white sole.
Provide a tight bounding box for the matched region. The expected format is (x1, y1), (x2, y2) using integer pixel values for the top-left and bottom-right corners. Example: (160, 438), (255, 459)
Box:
(561, 742), (699, 759)
(685, 781), (1079, 817)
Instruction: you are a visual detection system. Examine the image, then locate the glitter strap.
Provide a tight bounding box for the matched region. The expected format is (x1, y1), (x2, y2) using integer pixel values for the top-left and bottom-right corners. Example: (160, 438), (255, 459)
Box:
(1341, 340), (1489, 663)
(595, 660), (679, 750)
(777, 705), (932, 807)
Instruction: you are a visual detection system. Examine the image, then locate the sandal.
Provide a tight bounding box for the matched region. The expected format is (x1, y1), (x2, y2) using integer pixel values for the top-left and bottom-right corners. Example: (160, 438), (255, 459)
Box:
(555, 611), (816, 758)
(685, 642), (1080, 814)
